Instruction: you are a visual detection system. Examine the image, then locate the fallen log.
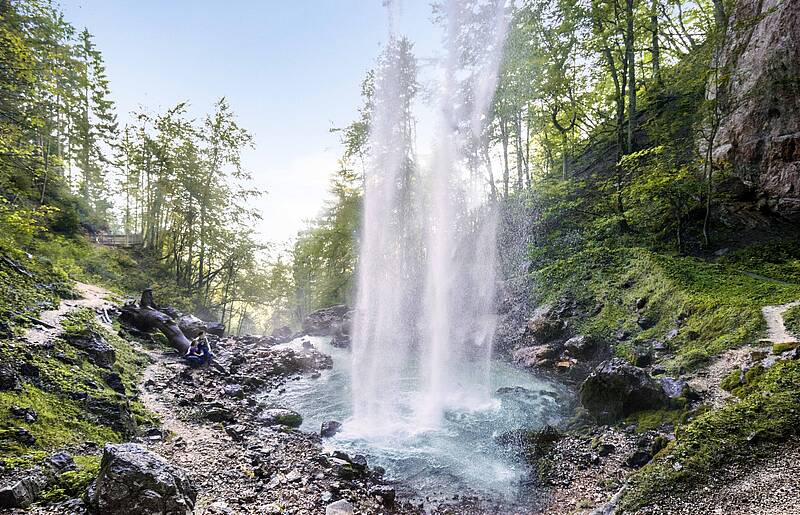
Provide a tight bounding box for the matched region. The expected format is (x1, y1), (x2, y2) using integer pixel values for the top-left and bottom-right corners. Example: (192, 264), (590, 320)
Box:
(119, 290), (192, 354)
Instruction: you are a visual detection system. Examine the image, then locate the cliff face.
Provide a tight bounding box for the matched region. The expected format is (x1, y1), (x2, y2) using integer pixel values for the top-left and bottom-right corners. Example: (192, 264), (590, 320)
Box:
(713, 0), (800, 221)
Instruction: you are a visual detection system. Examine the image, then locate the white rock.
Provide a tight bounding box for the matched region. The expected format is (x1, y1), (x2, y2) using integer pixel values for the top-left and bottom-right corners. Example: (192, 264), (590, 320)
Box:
(326, 499), (354, 515)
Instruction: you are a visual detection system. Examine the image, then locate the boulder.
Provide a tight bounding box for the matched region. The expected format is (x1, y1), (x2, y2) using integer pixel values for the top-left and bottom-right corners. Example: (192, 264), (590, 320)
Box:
(579, 358), (669, 423)
(564, 335), (597, 359)
(88, 443), (196, 515)
(259, 408), (302, 428)
(512, 344), (559, 368)
(0, 452), (75, 509)
(525, 305), (564, 342)
(271, 325), (294, 343)
(177, 314), (224, 339)
(301, 305), (350, 336)
(321, 420), (342, 438)
(326, 499), (354, 515)
(659, 377), (689, 399)
(0, 364), (20, 391)
(66, 332), (116, 369)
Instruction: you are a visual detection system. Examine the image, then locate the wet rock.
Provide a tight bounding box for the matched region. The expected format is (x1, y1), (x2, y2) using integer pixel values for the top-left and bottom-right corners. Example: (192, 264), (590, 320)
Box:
(67, 332), (116, 369)
(259, 408), (302, 428)
(635, 297), (648, 310)
(326, 499), (354, 515)
(564, 335), (596, 359)
(371, 485), (396, 506)
(512, 344), (559, 368)
(302, 305), (350, 336)
(271, 325), (294, 343)
(88, 443), (196, 515)
(0, 364), (20, 391)
(579, 358), (668, 423)
(321, 420), (342, 438)
(526, 305), (564, 342)
(350, 454), (368, 472)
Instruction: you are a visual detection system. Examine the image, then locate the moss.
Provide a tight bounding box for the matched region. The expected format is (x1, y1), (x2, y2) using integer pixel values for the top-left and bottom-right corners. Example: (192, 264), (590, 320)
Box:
(0, 308), (155, 471)
(534, 245), (800, 372)
(772, 341), (799, 354)
(784, 304), (800, 339)
(0, 385), (120, 469)
(619, 359), (800, 511)
(720, 369), (742, 392)
(39, 454), (101, 503)
(626, 408), (687, 433)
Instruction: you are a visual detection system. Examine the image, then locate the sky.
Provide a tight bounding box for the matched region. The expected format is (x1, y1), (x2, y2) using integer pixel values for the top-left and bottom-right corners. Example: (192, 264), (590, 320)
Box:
(58, 0), (441, 248)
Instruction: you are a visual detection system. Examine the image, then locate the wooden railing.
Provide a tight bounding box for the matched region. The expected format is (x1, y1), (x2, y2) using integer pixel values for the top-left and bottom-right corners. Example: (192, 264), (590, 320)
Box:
(96, 233), (143, 247)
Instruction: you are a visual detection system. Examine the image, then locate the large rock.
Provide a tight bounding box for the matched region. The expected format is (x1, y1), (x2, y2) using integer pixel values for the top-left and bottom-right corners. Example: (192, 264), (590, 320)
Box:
(66, 332), (116, 369)
(177, 314), (224, 339)
(259, 408), (302, 428)
(579, 358), (668, 423)
(88, 443), (196, 515)
(0, 363), (20, 391)
(525, 305), (565, 342)
(301, 305), (350, 336)
(512, 344), (559, 369)
(0, 452), (75, 509)
(712, 0), (800, 221)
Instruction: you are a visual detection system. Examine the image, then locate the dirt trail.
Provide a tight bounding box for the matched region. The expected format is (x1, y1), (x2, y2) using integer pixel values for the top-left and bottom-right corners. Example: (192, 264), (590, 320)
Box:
(690, 299), (799, 408)
(761, 301), (800, 344)
(23, 282), (116, 346)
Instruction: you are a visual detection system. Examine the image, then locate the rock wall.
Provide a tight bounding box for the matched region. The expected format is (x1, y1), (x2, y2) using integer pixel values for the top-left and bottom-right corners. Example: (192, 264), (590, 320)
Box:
(713, 0), (800, 220)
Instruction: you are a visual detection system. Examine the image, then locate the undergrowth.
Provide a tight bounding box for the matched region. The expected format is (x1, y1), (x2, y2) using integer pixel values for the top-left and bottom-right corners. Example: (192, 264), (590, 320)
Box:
(620, 359), (800, 510)
(533, 244), (800, 372)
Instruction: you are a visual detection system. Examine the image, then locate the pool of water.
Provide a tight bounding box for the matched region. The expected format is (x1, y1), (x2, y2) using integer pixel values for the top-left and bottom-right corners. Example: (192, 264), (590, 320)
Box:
(260, 336), (572, 507)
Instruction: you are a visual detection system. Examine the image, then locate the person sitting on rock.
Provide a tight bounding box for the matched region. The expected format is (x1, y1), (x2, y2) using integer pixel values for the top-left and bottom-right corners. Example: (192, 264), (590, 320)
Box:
(184, 331), (213, 367)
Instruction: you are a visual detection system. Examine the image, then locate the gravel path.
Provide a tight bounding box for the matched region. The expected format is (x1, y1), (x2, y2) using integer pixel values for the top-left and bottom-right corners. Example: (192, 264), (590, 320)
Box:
(762, 301), (800, 344)
(23, 282), (115, 346)
(637, 440), (800, 515)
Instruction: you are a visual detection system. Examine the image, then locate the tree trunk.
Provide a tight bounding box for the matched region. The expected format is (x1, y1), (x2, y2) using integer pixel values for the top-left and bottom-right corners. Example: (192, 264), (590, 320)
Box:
(651, 0), (661, 83)
(626, 0), (637, 152)
(499, 116), (510, 199)
(120, 290), (192, 354)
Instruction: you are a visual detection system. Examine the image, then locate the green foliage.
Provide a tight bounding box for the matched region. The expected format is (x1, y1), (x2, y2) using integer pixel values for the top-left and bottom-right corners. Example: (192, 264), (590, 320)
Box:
(40, 455), (101, 503)
(620, 360), (800, 510)
(534, 245), (800, 371)
(291, 166), (361, 317)
(784, 305), (800, 339)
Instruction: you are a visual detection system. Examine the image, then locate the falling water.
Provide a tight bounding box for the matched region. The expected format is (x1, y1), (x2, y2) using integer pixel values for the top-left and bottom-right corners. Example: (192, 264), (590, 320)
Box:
(351, 0), (509, 434)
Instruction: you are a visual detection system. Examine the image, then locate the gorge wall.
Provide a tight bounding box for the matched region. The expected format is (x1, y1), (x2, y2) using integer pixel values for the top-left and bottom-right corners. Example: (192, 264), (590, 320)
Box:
(713, 0), (800, 221)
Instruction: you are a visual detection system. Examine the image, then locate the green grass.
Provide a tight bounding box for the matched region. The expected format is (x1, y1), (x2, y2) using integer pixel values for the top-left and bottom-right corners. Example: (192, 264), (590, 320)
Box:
(0, 306), (155, 470)
(620, 359), (800, 510)
(39, 454), (101, 503)
(784, 304), (800, 339)
(534, 245), (800, 371)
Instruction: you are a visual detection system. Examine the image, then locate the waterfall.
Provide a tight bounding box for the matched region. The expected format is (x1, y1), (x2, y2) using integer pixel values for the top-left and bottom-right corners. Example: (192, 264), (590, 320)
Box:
(351, 0), (509, 434)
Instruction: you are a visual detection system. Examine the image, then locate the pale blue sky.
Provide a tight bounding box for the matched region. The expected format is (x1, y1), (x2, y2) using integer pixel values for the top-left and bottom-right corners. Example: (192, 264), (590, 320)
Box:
(59, 1), (440, 246)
